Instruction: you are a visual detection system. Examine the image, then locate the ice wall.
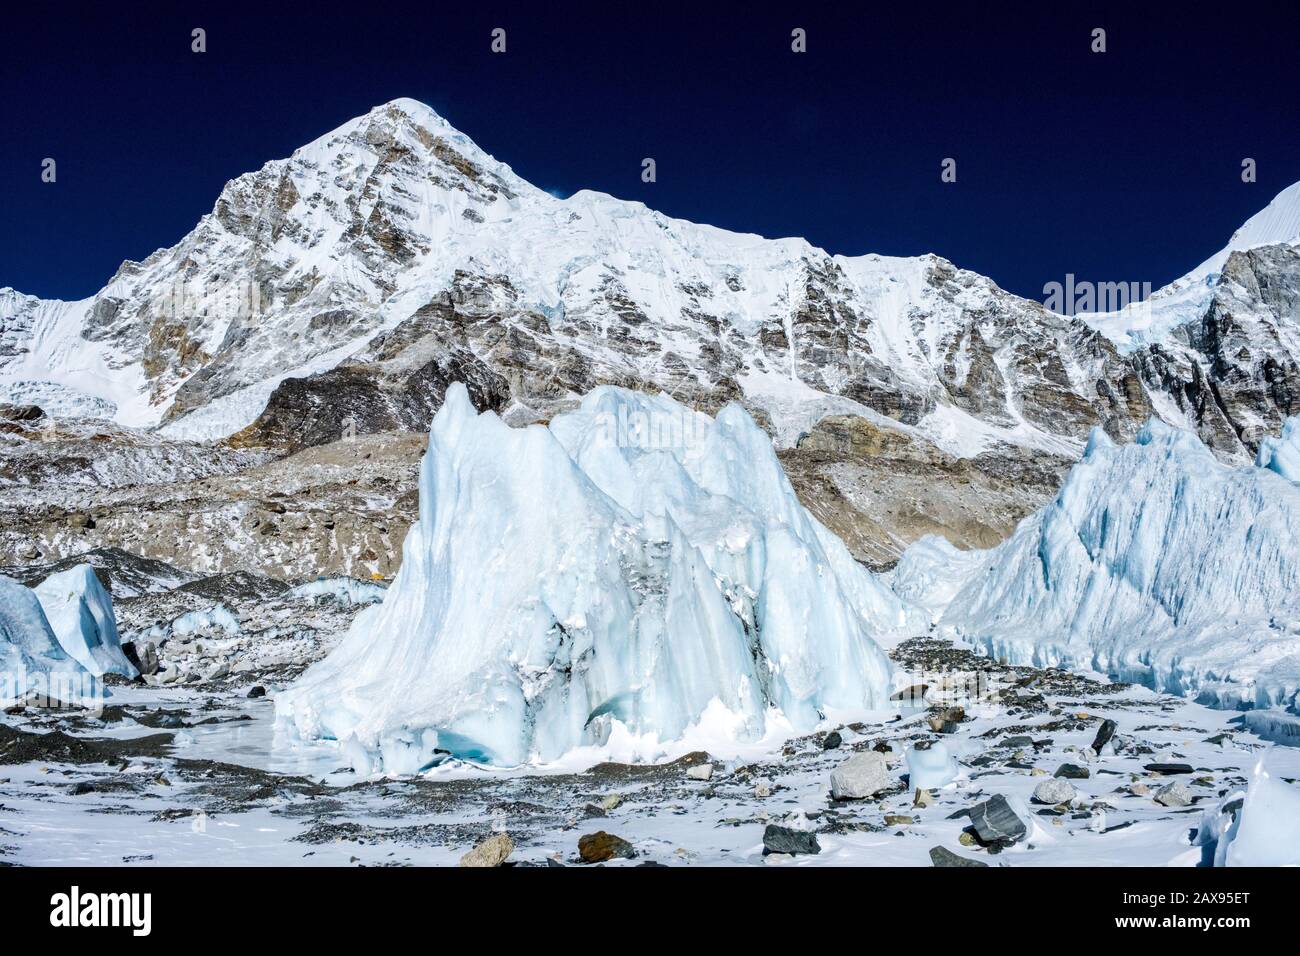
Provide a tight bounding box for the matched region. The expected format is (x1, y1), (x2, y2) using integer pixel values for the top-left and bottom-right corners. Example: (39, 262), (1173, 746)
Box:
(278, 385), (911, 770)
(0, 575), (93, 705)
(899, 419), (1300, 709)
(34, 565), (137, 678)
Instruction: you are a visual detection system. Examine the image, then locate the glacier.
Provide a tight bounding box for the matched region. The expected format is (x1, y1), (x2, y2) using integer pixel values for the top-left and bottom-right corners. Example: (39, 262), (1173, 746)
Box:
(277, 384), (913, 770)
(894, 417), (1300, 711)
(0, 575), (95, 706)
(33, 564), (137, 678)
(1256, 416), (1300, 485)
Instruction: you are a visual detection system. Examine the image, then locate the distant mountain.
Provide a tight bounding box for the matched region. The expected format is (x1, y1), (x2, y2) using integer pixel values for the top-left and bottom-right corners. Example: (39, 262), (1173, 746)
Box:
(2, 98), (1298, 565)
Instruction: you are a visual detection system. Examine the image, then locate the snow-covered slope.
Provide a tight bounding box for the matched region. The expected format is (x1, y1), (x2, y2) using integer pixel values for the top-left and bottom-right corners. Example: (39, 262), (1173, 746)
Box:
(896, 417), (1300, 710)
(33, 564), (137, 678)
(277, 384), (912, 769)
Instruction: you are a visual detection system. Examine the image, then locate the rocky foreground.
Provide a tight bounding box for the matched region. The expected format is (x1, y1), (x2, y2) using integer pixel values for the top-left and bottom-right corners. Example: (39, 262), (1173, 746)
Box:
(2, 632), (1291, 867)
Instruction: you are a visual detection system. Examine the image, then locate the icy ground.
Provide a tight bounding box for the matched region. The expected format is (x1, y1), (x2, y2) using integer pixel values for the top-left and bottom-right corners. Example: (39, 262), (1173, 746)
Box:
(2, 637), (1296, 867)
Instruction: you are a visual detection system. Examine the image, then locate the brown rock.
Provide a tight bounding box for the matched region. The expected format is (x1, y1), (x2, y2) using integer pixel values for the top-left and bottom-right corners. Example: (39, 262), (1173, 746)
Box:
(578, 831), (637, 864)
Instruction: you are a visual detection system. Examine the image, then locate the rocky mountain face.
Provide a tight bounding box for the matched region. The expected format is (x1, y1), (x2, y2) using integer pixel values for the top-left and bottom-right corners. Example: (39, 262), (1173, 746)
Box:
(1129, 244), (1300, 458)
(1, 98), (1298, 573)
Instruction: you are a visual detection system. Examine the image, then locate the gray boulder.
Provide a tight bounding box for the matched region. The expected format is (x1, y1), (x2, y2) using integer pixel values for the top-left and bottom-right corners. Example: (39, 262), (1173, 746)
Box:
(968, 794), (1027, 846)
(830, 751), (890, 800)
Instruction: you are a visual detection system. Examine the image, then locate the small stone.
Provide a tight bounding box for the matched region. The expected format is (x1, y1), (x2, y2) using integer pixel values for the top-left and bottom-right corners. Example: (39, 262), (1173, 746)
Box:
(884, 814), (914, 826)
(459, 833), (513, 867)
(1002, 735), (1033, 748)
(967, 794), (1027, 846)
(913, 788), (934, 808)
(1032, 777), (1076, 805)
(599, 794), (622, 811)
(685, 763), (713, 781)
(578, 831), (637, 863)
(1091, 718), (1119, 753)
(1055, 763), (1090, 779)
(830, 751), (890, 800)
(958, 830), (978, 847)
(1154, 781), (1193, 807)
(246, 685), (267, 699)
(929, 845), (989, 868)
(754, 779), (772, 798)
(762, 824), (820, 856)
(1130, 783), (1150, 796)
(822, 730), (843, 750)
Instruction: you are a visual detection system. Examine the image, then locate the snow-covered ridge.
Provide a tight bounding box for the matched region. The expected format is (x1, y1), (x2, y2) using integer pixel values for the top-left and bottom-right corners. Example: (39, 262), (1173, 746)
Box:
(277, 384), (914, 770)
(895, 415), (1300, 711)
(0, 96), (1236, 463)
(1081, 181), (1300, 351)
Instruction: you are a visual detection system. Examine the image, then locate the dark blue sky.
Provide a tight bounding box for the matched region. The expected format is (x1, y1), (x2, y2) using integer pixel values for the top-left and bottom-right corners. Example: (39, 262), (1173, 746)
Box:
(3, 1), (1298, 302)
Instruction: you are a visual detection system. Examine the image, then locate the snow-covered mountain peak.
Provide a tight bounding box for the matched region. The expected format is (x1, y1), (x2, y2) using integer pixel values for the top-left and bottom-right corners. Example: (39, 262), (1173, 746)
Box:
(2, 99), (1296, 472)
(1084, 178), (1300, 351)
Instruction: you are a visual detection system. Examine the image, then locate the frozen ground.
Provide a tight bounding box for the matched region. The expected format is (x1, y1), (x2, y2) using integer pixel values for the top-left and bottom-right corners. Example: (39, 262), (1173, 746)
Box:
(2, 637), (1295, 867)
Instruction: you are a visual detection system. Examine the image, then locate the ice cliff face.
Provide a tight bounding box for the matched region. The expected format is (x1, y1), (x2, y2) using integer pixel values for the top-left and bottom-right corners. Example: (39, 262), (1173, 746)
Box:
(0, 575), (92, 705)
(896, 416), (1300, 710)
(277, 384), (911, 769)
(1256, 416), (1300, 483)
(33, 564), (137, 678)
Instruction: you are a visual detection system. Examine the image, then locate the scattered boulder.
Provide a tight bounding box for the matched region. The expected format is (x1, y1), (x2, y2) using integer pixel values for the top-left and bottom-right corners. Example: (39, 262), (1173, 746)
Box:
(247, 685), (267, 699)
(459, 833), (513, 867)
(578, 831), (637, 863)
(967, 794), (1027, 847)
(1091, 718), (1118, 753)
(598, 794), (622, 811)
(762, 824), (820, 856)
(830, 751), (890, 800)
(203, 662), (230, 682)
(1032, 777), (1076, 805)
(884, 814), (914, 826)
(1154, 781), (1193, 808)
(685, 763), (713, 781)
(1055, 763), (1090, 779)
(930, 845), (989, 868)
(822, 730), (843, 750)
(754, 779), (772, 798)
